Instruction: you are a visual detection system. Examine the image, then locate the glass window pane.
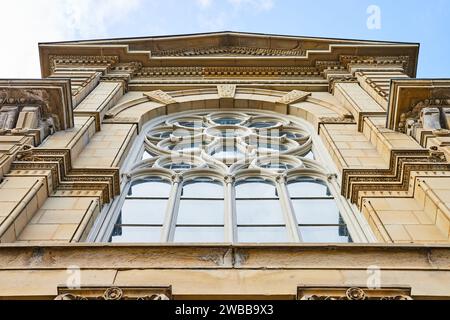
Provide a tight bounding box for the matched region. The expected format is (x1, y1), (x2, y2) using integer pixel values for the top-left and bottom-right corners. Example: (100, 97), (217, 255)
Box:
(249, 121), (277, 129)
(303, 151), (315, 160)
(211, 145), (244, 160)
(213, 117), (242, 125)
(177, 200), (224, 225)
(111, 226), (161, 243)
(236, 200), (285, 225)
(128, 179), (171, 198)
(292, 199), (341, 225)
(182, 180), (224, 199)
(236, 179), (278, 199)
(238, 227), (290, 243)
(142, 151), (153, 160)
(288, 178), (331, 197)
(173, 227), (224, 243)
(299, 226), (352, 243)
(120, 199), (167, 225)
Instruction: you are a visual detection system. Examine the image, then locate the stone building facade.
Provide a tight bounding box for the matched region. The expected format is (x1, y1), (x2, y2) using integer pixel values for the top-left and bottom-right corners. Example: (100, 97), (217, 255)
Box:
(0, 32), (449, 300)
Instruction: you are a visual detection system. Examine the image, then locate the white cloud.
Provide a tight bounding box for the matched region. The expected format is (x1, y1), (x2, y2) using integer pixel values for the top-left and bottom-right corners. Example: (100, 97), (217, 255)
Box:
(196, 0), (213, 8)
(0, 0), (142, 78)
(227, 0), (274, 11)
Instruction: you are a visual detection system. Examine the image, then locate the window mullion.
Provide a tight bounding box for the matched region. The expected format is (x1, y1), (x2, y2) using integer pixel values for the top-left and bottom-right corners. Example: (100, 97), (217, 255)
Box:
(224, 176), (235, 243)
(160, 175), (182, 242)
(276, 175), (301, 243)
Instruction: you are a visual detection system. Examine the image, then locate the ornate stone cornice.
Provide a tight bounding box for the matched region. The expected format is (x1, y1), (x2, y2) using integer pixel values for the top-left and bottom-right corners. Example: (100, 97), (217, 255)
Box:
(153, 46), (306, 57)
(10, 148), (120, 205)
(328, 75), (358, 93)
(340, 55), (410, 73)
(49, 55), (119, 73)
(136, 66), (322, 78)
(342, 149), (450, 203)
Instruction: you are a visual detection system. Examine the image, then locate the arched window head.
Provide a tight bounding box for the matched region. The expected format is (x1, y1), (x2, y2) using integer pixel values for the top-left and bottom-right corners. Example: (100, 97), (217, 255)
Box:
(102, 110), (364, 244)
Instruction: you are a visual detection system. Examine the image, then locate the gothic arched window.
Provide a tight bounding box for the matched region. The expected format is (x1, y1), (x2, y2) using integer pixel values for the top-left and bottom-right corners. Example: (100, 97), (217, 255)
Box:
(100, 110), (365, 244)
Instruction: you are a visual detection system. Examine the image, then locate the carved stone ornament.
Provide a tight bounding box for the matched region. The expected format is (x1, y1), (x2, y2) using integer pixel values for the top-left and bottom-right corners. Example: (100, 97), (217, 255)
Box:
(153, 46), (306, 57)
(55, 286), (172, 301)
(276, 90), (311, 105)
(319, 115), (356, 124)
(144, 90), (177, 105)
(298, 287), (413, 301)
(399, 99), (450, 133)
(217, 84), (236, 99)
(0, 80), (74, 133)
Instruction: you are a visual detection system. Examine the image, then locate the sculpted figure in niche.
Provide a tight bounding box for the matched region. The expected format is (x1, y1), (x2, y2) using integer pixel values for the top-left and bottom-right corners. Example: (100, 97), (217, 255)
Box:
(420, 107), (442, 130)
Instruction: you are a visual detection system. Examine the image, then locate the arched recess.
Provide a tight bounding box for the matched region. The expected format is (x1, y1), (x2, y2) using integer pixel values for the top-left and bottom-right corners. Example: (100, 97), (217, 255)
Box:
(104, 86), (352, 132)
(89, 87), (373, 244)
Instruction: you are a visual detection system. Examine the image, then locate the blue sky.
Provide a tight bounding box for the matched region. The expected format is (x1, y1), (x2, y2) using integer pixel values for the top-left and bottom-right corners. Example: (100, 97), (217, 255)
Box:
(1, 0), (449, 78)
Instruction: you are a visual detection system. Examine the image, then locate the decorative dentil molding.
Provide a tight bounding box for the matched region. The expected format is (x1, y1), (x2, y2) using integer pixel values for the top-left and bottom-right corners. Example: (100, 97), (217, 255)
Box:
(136, 66), (321, 78)
(153, 46), (306, 57)
(11, 147), (120, 205)
(49, 55), (119, 73)
(342, 149), (450, 204)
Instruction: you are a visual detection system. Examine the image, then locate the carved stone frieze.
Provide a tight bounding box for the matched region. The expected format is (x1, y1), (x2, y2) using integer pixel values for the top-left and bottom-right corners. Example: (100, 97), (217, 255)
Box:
(153, 46), (306, 57)
(319, 115), (356, 124)
(136, 66), (322, 78)
(298, 287), (413, 301)
(55, 286), (172, 301)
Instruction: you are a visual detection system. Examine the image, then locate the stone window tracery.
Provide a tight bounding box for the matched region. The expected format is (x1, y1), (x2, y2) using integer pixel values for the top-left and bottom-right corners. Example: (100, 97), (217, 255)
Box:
(103, 110), (365, 244)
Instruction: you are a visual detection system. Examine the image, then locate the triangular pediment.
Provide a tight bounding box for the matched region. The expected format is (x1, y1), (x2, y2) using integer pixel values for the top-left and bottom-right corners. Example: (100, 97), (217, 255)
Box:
(38, 31), (420, 77)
